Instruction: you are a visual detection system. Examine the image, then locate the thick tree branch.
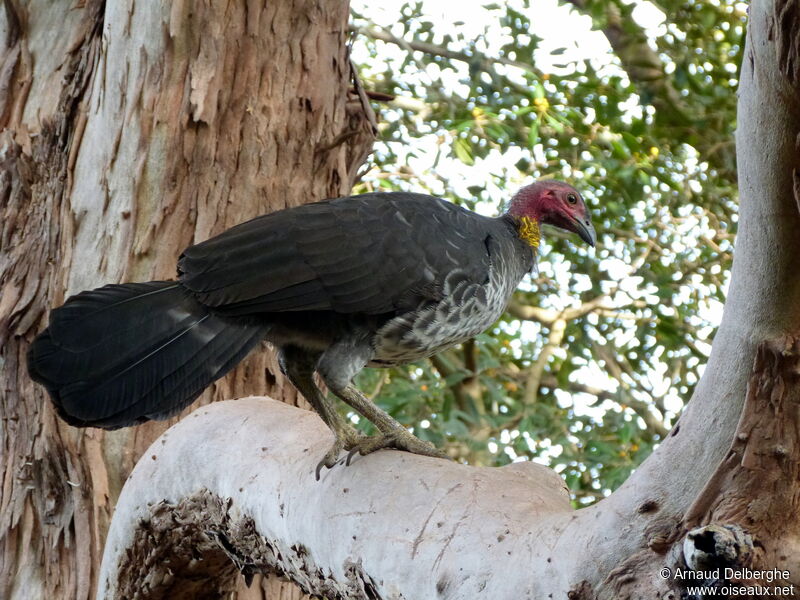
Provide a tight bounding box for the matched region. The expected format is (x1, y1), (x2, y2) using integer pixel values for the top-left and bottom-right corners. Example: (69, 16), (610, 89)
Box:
(99, 398), (575, 599)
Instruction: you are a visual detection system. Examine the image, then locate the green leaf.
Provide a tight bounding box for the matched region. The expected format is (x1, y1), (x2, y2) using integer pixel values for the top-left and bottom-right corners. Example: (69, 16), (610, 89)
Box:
(453, 137), (474, 165)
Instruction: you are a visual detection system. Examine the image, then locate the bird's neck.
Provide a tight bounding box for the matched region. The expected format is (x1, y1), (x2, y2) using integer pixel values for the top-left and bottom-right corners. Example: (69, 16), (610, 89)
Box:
(514, 216), (541, 248)
(505, 197), (543, 249)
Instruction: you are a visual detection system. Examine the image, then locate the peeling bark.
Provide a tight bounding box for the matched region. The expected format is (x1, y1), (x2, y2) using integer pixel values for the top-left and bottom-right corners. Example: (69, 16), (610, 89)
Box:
(1, 1), (372, 598)
(115, 487), (396, 600)
(684, 338), (800, 565)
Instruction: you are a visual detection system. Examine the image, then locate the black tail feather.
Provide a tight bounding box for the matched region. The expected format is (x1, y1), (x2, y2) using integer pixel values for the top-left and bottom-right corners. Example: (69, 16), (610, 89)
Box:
(28, 281), (267, 429)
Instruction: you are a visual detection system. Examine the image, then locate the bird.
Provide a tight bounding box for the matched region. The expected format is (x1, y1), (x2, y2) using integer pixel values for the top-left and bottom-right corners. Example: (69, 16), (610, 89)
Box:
(27, 180), (595, 475)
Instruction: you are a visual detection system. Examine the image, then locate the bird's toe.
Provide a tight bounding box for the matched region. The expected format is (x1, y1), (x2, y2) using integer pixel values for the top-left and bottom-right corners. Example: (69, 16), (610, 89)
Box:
(345, 429), (449, 465)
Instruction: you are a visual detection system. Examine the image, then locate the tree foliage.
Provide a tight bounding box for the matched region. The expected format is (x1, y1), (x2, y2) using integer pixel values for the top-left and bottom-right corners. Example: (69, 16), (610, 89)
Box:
(348, 0), (745, 503)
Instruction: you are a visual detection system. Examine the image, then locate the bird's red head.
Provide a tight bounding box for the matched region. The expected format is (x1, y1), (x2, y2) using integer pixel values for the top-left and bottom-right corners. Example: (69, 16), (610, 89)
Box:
(507, 180), (596, 247)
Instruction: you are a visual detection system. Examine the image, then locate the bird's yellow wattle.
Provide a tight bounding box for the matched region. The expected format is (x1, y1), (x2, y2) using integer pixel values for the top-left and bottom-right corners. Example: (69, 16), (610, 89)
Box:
(518, 216), (540, 248)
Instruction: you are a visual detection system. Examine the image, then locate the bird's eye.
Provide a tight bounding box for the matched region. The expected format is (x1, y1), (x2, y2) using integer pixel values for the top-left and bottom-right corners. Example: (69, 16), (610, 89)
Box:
(567, 194), (578, 205)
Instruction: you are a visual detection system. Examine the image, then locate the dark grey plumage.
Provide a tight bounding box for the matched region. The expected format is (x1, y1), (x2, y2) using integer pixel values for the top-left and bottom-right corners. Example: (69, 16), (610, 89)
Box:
(28, 184), (593, 470)
(179, 194), (528, 316)
(178, 193), (534, 365)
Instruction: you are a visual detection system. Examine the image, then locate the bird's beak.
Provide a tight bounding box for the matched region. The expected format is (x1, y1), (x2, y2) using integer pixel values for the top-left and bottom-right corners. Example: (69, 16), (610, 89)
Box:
(571, 215), (596, 247)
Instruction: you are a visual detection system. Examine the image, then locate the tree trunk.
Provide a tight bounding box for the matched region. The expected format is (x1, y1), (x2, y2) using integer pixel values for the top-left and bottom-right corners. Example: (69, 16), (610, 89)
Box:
(0, 1), (374, 599)
(95, 0), (800, 598)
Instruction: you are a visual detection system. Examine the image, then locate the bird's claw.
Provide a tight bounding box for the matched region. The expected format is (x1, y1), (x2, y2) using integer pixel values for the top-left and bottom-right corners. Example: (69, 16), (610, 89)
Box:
(345, 429), (449, 465)
(315, 426), (366, 480)
(315, 445), (344, 480)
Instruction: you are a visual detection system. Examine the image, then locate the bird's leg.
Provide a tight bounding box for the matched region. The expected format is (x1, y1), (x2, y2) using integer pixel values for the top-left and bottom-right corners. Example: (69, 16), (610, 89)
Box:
(330, 384), (449, 465)
(279, 347), (364, 477)
(317, 340), (448, 466)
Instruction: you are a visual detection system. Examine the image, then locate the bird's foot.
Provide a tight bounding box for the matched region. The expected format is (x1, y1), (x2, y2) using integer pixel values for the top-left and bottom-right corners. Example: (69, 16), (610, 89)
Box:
(345, 428), (448, 465)
(315, 424), (366, 480)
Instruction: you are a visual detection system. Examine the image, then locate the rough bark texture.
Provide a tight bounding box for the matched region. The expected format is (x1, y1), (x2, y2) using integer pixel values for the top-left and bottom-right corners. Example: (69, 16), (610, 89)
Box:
(0, 1), (374, 599)
(96, 0), (800, 598)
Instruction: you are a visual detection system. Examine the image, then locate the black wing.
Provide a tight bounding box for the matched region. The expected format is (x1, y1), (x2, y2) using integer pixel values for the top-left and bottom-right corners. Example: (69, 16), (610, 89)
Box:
(177, 193), (498, 316)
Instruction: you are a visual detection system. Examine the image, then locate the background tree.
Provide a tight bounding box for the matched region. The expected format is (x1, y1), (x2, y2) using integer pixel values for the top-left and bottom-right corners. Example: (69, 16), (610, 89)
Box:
(0, 1), (372, 598)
